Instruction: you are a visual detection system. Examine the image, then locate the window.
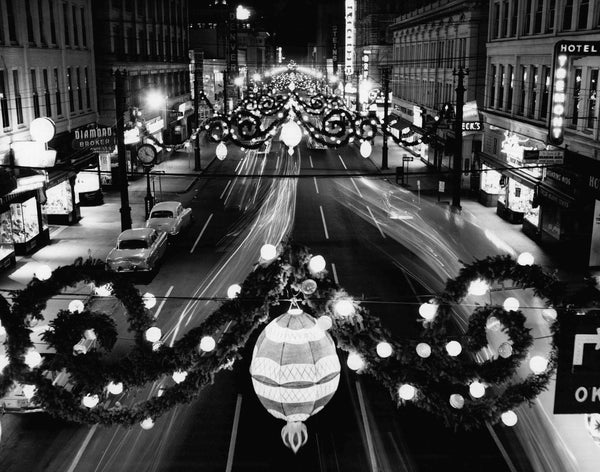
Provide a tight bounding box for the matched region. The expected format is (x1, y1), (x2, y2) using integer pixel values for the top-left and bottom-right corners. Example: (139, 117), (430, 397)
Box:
(84, 67), (90, 109)
(49, 0), (57, 43)
(572, 67), (582, 125)
(127, 27), (136, 54)
(534, 0), (543, 33)
(67, 68), (74, 113)
(125, 0), (133, 13)
(490, 64), (497, 107)
(31, 69), (40, 118)
(511, 0), (519, 36)
(76, 68), (82, 110)
(39, 0), (47, 44)
(113, 25), (123, 54)
(13, 70), (23, 125)
(523, 0), (532, 35)
(563, 0), (574, 30)
(80, 8), (87, 47)
(54, 68), (62, 116)
(579, 0), (590, 29)
(493, 2), (500, 38)
(541, 67), (550, 119)
(43, 69), (51, 116)
(507, 66), (514, 112)
(72, 6), (79, 46)
(530, 66), (538, 117)
(63, 3), (70, 46)
(501, 1), (509, 36)
(587, 69), (598, 129)
(547, 0), (556, 32)
(518, 65), (527, 115)
(138, 0), (145, 16)
(25, 0), (35, 44)
(499, 65), (505, 108)
(0, 71), (9, 128)
(6, 0), (18, 43)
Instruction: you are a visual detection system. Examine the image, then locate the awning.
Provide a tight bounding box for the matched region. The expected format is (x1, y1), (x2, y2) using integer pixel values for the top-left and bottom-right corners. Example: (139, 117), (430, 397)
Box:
(538, 183), (576, 209)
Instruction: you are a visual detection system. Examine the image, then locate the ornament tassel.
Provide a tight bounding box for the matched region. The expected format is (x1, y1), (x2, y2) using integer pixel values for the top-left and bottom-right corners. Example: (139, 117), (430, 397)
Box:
(281, 421), (308, 454)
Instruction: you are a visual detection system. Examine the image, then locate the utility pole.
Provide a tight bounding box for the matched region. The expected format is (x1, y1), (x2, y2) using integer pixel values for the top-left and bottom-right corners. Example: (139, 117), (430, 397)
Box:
(451, 67), (468, 211)
(381, 66), (391, 170)
(115, 69), (132, 231)
(193, 59), (201, 171)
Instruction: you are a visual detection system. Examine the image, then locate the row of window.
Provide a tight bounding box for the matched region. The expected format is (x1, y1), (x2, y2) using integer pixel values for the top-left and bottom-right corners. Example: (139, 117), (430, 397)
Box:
(0, 67), (92, 130)
(488, 63), (599, 131)
(110, 25), (187, 60)
(110, 0), (186, 29)
(393, 76), (458, 109)
(490, 0), (597, 39)
(393, 37), (467, 70)
(0, 0), (88, 49)
(127, 71), (189, 107)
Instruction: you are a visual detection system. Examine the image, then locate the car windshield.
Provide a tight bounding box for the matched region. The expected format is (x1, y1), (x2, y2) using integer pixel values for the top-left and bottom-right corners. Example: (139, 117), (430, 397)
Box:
(118, 239), (148, 250)
(150, 210), (173, 218)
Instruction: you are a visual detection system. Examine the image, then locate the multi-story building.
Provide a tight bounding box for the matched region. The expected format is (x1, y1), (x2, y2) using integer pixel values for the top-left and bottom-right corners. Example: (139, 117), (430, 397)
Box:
(0, 0), (99, 267)
(481, 0), (600, 267)
(92, 0), (190, 182)
(389, 0), (488, 183)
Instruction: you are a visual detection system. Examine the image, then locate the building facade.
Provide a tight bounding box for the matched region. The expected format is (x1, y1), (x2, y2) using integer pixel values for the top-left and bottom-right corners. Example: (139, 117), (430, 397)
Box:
(92, 0), (190, 183)
(0, 0), (99, 267)
(482, 0), (600, 267)
(390, 0), (488, 186)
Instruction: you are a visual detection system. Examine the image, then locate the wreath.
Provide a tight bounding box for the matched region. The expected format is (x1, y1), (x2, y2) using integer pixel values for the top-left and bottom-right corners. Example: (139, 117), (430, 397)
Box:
(0, 242), (564, 429)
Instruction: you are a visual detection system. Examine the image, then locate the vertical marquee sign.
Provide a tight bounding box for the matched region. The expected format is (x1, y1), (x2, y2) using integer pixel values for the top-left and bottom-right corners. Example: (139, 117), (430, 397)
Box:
(226, 11), (238, 76)
(344, 0), (355, 77)
(549, 40), (600, 145)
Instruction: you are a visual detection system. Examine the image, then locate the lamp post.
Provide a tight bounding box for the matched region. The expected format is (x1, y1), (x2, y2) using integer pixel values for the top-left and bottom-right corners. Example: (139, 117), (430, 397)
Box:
(115, 70), (132, 231)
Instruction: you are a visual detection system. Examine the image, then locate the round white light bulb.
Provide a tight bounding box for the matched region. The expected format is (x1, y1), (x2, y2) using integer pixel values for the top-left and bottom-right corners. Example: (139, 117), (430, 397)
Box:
(24, 349), (42, 368)
(416, 343), (432, 358)
(280, 120), (302, 148)
(501, 410), (518, 426)
(308, 255), (326, 273)
(418, 302), (438, 321)
(35, 265), (52, 281)
(360, 141), (372, 158)
(467, 279), (489, 296)
(469, 381), (486, 399)
(216, 142), (228, 160)
(143, 293), (157, 309)
(94, 284), (112, 297)
(316, 315), (333, 331)
(172, 370), (188, 384)
(107, 381), (124, 395)
(503, 297), (520, 312)
(334, 299), (355, 317)
(529, 355), (548, 374)
(199, 336), (216, 352)
(445, 341), (462, 357)
(260, 244), (277, 261)
(145, 327), (162, 343)
(140, 417), (155, 430)
(68, 300), (85, 314)
(227, 284), (242, 299)
(82, 394), (99, 408)
(517, 252), (534, 266)
(376, 342), (393, 358)
(449, 393), (465, 409)
(347, 353), (364, 371)
(398, 384), (416, 400)
(541, 308), (558, 322)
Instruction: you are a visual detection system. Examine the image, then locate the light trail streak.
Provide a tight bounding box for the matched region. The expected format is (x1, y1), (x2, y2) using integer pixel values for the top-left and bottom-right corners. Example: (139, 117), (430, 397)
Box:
(154, 286), (173, 318)
(319, 205), (330, 239)
(219, 180), (232, 200)
(190, 213), (213, 254)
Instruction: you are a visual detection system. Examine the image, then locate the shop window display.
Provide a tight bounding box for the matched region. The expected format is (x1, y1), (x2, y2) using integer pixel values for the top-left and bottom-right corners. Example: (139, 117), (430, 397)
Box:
(8, 198), (40, 243)
(0, 209), (16, 263)
(42, 181), (73, 215)
(499, 180), (535, 214)
(480, 165), (502, 194)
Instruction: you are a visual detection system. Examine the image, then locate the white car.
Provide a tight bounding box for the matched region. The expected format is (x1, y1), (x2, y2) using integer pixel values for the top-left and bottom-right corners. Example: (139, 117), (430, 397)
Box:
(145, 201), (193, 236)
(106, 228), (168, 272)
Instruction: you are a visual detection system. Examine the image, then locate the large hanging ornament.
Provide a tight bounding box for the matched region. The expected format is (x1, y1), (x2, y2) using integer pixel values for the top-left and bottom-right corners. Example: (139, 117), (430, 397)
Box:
(250, 306), (341, 453)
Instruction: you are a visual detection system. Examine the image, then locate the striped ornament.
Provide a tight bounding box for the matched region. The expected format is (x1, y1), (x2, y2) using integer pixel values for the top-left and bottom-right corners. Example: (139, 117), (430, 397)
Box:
(250, 307), (340, 452)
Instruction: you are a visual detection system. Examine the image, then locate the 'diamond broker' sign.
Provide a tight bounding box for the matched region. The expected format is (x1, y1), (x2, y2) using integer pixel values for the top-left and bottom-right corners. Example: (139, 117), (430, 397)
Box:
(554, 310), (600, 413)
(72, 125), (116, 151)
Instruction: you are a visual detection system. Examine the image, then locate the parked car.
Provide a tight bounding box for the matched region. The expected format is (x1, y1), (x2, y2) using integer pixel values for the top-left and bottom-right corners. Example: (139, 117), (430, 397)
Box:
(106, 228), (168, 273)
(145, 201), (193, 236)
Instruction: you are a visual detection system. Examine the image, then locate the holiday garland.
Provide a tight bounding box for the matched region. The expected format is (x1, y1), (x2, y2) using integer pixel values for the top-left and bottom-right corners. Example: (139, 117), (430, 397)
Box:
(0, 242), (564, 429)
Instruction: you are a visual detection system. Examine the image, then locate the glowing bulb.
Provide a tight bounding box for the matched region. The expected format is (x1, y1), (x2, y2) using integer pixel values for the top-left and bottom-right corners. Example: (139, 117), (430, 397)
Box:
(445, 341), (462, 357)
(418, 302), (438, 321)
(517, 252), (534, 266)
(280, 120), (302, 148)
(82, 394), (99, 408)
(557, 54), (567, 66)
(555, 68), (567, 79)
(398, 384), (416, 400)
(467, 279), (489, 296)
(260, 244), (277, 261)
(22, 384), (36, 399)
(83, 329), (97, 341)
(347, 353), (364, 370)
(145, 327), (162, 343)
(486, 316), (501, 331)
(360, 141), (372, 158)
(143, 293), (157, 309)
(501, 410), (518, 426)
(107, 381), (123, 395)
(334, 299), (354, 317)
(529, 356), (548, 374)
(140, 418), (155, 430)
(503, 297), (520, 312)
(94, 284), (112, 296)
(227, 284), (242, 299)
(541, 307), (558, 322)
(24, 349), (42, 368)
(68, 300), (85, 314)
(376, 342), (393, 358)
(34, 264), (52, 281)
(308, 255), (326, 273)
(0, 354), (9, 372)
(216, 142), (228, 160)
(416, 343), (431, 358)
(172, 370), (188, 384)
(449, 393), (464, 409)
(469, 381), (486, 398)
(199, 336), (216, 352)
(317, 315), (333, 331)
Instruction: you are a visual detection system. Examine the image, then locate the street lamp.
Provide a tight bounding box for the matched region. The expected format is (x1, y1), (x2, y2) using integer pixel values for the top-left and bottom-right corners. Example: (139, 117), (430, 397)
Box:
(235, 5), (251, 20)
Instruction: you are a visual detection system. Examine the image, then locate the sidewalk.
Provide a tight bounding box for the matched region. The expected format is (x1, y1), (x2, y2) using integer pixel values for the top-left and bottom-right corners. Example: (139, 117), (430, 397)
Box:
(1, 143), (217, 290)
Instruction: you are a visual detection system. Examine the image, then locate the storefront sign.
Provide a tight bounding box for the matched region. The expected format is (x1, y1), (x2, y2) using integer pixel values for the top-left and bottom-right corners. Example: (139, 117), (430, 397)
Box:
(146, 118), (164, 135)
(539, 186), (571, 209)
(344, 0), (355, 76)
(500, 131), (537, 166)
(124, 128), (140, 145)
(331, 26), (338, 68)
(554, 309), (600, 413)
(72, 125), (116, 152)
(545, 167), (577, 191)
(557, 41), (600, 55)
(523, 149), (564, 165)
(462, 121), (482, 131)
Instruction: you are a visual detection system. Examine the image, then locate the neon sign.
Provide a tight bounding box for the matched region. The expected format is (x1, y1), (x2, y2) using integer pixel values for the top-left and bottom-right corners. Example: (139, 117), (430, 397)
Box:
(344, 0), (355, 77)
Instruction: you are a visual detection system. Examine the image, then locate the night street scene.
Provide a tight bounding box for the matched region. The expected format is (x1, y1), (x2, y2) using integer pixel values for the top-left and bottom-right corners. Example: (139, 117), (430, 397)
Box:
(2, 0), (600, 471)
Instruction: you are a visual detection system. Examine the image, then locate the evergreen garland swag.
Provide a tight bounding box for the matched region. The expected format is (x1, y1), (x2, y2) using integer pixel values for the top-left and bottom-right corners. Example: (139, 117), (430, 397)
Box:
(0, 243), (564, 429)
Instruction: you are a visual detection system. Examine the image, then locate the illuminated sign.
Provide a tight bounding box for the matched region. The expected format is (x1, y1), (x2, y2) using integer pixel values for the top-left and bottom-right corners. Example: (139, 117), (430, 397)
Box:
(11, 141), (57, 168)
(549, 41), (600, 145)
(344, 0), (355, 77)
(462, 121), (482, 131)
(72, 125), (116, 151)
(331, 26), (338, 67)
(500, 131), (536, 166)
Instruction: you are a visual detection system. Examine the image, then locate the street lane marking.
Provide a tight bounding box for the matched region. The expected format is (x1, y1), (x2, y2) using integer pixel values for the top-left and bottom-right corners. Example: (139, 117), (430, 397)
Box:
(225, 394), (243, 472)
(338, 154), (348, 169)
(309, 154), (314, 168)
(313, 176), (319, 194)
(367, 206), (386, 238)
(319, 206), (329, 239)
(220, 180), (232, 200)
(190, 213), (213, 253)
(355, 380), (378, 472)
(66, 425), (98, 472)
(330, 263), (339, 284)
(154, 285), (174, 318)
(351, 178), (363, 198)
